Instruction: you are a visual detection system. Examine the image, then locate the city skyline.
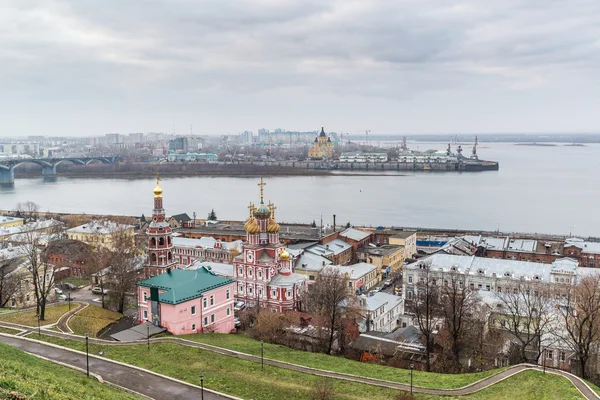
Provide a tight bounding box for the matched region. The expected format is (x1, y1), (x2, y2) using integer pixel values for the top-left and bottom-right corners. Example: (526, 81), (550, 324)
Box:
(1, 1), (599, 137)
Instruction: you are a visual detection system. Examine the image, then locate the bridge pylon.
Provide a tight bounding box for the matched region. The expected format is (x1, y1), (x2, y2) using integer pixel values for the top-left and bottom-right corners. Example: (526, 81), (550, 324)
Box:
(0, 167), (14, 184)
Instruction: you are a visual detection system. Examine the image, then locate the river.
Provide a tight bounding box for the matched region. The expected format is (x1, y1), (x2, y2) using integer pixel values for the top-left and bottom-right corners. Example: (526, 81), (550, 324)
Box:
(1, 142), (599, 237)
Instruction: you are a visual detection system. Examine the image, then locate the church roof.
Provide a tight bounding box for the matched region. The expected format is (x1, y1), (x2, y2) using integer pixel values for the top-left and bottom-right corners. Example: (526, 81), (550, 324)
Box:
(269, 272), (307, 287)
(319, 127), (327, 137)
(137, 268), (234, 304)
(258, 250), (274, 262)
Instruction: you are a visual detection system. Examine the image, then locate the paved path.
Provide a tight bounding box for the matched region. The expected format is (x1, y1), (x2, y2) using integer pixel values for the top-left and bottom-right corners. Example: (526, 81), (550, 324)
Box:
(1, 321), (598, 399)
(0, 334), (233, 400)
(56, 302), (86, 333)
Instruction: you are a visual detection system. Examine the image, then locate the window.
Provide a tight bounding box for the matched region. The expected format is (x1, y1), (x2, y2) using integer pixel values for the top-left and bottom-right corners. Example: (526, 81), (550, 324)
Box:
(192, 324), (196, 331)
(258, 270), (262, 278)
(191, 306), (196, 315)
(477, 283), (482, 290)
(348, 282), (352, 288)
(504, 271), (511, 277)
(477, 269), (484, 275)
(497, 286), (502, 293)
(547, 350), (553, 359)
(210, 314), (215, 323)
(26, 294), (30, 302)
(533, 275), (540, 281)
(210, 295), (214, 306)
(203, 317), (208, 326)
(560, 352), (566, 361)
(248, 286), (253, 294)
(143, 310), (148, 319)
(248, 268), (253, 277)
(238, 266), (243, 275)
(227, 307), (231, 316)
(486, 285), (491, 291)
(143, 292), (147, 302)
(309, 275), (315, 280)
(271, 289), (277, 298)
(408, 276), (413, 283)
(203, 298), (207, 308)
(226, 289), (230, 300)
(11, 298), (16, 307)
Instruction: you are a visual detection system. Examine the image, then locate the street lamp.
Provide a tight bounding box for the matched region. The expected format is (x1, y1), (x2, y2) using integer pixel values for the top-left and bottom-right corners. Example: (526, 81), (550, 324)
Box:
(67, 290), (72, 311)
(543, 348), (546, 374)
(147, 325), (150, 351)
(261, 340), (264, 371)
(495, 221), (500, 234)
(37, 315), (41, 336)
(410, 364), (414, 397)
(85, 333), (90, 377)
(199, 374), (204, 400)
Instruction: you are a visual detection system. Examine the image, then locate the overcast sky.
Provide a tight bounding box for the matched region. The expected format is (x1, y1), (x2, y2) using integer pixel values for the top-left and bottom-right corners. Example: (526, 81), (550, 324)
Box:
(1, 0), (599, 137)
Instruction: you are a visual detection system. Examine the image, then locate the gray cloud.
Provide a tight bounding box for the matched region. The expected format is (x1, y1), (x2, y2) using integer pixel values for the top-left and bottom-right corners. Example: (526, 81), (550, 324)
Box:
(0, 0), (599, 136)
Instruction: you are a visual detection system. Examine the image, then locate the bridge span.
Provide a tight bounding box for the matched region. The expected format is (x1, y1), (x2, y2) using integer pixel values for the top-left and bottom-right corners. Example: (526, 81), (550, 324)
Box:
(0, 156), (117, 184)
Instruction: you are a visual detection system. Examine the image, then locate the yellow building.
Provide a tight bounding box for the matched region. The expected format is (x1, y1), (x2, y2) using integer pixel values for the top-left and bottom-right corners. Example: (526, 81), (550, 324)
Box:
(0, 216), (24, 229)
(357, 244), (405, 280)
(308, 127), (334, 159)
(389, 232), (417, 259)
(66, 220), (135, 250)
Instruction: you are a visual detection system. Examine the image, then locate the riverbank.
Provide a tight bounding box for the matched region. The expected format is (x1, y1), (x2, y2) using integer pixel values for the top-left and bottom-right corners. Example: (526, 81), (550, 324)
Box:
(13, 162), (408, 179)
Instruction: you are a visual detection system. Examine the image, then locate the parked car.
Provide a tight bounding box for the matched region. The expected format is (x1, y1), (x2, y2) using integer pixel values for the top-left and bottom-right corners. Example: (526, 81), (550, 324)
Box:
(60, 283), (78, 291)
(92, 286), (109, 295)
(234, 317), (241, 327)
(57, 294), (67, 301)
(234, 301), (245, 311)
(54, 288), (63, 295)
(384, 279), (393, 287)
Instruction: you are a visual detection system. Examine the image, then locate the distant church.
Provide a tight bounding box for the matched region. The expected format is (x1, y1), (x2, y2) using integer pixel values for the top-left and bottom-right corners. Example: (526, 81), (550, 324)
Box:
(308, 127), (333, 159)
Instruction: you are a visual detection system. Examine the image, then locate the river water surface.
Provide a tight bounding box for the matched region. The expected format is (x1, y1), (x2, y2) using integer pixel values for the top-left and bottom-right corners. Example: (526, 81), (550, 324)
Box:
(1, 143), (599, 237)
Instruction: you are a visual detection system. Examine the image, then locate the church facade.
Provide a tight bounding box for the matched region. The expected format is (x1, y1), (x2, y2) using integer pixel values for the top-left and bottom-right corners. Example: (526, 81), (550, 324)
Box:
(233, 178), (307, 311)
(308, 127), (334, 159)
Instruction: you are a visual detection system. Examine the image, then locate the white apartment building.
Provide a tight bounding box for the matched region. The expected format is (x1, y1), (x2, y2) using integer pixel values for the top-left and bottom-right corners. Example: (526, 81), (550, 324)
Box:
(361, 292), (404, 333)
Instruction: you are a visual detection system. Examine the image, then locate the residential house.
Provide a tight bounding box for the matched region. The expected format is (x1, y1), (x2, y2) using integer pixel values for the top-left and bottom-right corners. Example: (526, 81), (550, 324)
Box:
(304, 239), (353, 265)
(563, 238), (600, 268)
(66, 220), (135, 250)
(292, 249), (333, 282)
(361, 292), (404, 333)
(388, 232), (418, 259)
(357, 244), (404, 280)
(136, 267), (236, 335)
(338, 228), (373, 259)
(44, 239), (91, 278)
(0, 219), (64, 241)
(0, 216), (24, 229)
(324, 263), (378, 295)
(168, 213), (192, 229)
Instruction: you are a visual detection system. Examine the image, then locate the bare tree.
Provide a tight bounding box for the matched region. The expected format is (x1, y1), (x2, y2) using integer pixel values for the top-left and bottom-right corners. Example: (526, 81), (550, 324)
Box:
(22, 229), (56, 320)
(0, 257), (21, 308)
(494, 280), (556, 363)
(105, 227), (140, 313)
(307, 268), (362, 355)
(15, 201), (40, 222)
(407, 261), (442, 371)
(440, 270), (479, 371)
(557, 275), (600, 379)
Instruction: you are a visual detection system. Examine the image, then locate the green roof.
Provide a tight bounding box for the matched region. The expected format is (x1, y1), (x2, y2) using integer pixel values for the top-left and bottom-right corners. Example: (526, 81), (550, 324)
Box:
(137, 268), (234, 305)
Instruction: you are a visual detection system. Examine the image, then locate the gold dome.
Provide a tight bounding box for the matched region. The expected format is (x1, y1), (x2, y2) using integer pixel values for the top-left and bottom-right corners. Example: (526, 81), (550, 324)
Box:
(280, 249), (290, 261)
(267, 217), (280, 233)
(244, 217), (260, 234)
(153, 184), (163, 198)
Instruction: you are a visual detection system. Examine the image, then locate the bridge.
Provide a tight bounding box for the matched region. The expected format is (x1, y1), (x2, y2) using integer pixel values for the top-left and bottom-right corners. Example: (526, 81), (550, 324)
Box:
(0, 156), (117, 184)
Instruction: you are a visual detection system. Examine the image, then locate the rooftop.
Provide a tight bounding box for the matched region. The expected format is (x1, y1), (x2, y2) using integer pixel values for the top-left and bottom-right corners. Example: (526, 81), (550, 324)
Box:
(340, 227), (371, 242)
(173, 236), (242, 251)
(294, 250), (332, 272)
(0, 216), (23, 224)
(565, 238), (600, 254)
(306, 239), (352, 257)
(269, 272), (307, 287)
(325, 262), (377, 280)
(137, 268), (234, 304)
(67, 220), (134, 235)
(0, 219), (63, 237)
(388, 231), (418, 239)
(358, 244), (403, 257)
(364, 292), (403, 312)
(405, 254), (592, 283)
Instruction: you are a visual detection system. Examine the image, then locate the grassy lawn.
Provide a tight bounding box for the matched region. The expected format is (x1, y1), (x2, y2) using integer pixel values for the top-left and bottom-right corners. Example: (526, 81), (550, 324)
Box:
(0, 342), (138, 400)
(0, 327), (21, 335)
(34, 335), (583, 400)
(177, 333), (506, 389)
(0, 303), (74, 326)
(38, 335), (401, 400)
(69, 305), (123, 337)
(59, 276), (91, 288)
(414, 370), (583, 399)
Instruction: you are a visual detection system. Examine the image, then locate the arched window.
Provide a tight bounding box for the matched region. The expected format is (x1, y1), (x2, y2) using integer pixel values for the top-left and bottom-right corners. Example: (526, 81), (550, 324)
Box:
(477, 269), (485, 275)
(159, 237), (165, 246)
(167, 236), (172, 245)
(504, 271), (511, 277)
(150, 253), (157, 263)
(167, 252), (172, 261)
(150, 238), (156, 247)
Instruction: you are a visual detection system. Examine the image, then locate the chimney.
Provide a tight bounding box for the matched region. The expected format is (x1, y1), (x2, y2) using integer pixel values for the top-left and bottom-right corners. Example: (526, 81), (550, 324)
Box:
(333, 214), (336, 232)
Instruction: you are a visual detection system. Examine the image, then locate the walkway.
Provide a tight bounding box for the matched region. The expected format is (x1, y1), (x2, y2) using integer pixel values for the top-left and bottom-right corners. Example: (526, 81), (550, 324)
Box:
(1, 321), (598, 399)
(0, 334), (233, 400)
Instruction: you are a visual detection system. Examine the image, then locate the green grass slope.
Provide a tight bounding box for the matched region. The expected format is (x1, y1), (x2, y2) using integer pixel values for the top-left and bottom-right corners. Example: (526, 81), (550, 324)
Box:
(0, 342), (139, 400)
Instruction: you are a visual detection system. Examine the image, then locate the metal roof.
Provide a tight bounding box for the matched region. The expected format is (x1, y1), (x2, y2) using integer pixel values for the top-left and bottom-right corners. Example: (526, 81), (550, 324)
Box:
(340, 228), (371, 242)
(137, 268), (234, 304)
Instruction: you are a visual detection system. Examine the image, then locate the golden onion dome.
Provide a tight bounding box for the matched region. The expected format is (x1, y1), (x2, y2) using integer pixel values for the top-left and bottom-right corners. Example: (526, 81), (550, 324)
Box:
(280, 249), (290, 261)
(153, 184), (163, 198)
(244, 217), (260, 234)
(266, 217), (280, 233)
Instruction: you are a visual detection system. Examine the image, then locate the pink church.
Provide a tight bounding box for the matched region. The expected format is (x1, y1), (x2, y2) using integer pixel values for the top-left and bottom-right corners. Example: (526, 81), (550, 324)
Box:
(136, 179), (235, 334)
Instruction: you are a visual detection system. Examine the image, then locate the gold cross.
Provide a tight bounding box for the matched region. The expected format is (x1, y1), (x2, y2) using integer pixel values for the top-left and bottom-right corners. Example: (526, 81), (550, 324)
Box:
(156, 172), (161, 185)
(258, 177), (266, 200)
(268, 201), (277, 217)
(248, 202), (255, 218)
